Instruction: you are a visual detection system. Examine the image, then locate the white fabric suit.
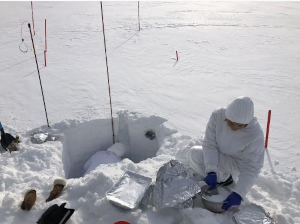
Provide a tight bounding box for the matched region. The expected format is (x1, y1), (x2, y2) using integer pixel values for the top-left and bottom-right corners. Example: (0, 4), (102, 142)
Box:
(176, 107), (265, 198)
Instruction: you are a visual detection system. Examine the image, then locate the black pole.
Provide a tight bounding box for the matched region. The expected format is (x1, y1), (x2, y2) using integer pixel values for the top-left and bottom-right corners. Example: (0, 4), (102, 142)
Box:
(100, 2), (115, 144)
(28, 23), (50, 128)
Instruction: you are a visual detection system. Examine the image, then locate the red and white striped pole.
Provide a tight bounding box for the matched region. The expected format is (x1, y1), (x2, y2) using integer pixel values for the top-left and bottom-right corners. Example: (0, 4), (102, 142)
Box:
(31, 1), (35, 36)
(44, 19), (47, 67)
(265, 110), (272, 149)
(100, 1), (115, 144)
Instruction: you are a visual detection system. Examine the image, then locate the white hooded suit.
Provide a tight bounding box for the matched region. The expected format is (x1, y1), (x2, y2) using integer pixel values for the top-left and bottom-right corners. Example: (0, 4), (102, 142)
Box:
(176, 97), (265, 198)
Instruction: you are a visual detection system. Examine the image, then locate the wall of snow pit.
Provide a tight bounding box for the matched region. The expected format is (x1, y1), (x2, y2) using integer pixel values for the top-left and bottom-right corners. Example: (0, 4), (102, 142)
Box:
(62, 111), (180, 179)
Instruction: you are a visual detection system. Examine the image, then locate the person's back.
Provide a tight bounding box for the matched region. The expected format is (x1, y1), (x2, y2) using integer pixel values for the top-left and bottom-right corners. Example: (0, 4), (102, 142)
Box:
(203, 107), (264, 169)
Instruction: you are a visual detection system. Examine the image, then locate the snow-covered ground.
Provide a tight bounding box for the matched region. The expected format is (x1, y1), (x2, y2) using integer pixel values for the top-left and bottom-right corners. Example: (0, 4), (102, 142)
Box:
(0, 1), (299, 224)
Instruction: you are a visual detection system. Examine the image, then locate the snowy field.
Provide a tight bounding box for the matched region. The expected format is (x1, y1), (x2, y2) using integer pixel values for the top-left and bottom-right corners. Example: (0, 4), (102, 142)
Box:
(0, 1), (300, 224)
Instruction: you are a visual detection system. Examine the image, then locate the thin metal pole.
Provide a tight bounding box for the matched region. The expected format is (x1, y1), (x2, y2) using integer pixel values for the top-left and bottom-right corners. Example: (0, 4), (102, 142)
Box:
(44, 19), (47, 67)
(31, 1), (35, 35)
(100, 1), (115, 144)
(28, 23), (50, 128)
(138, 1), (141, 31)
(45, 19), (47, 52)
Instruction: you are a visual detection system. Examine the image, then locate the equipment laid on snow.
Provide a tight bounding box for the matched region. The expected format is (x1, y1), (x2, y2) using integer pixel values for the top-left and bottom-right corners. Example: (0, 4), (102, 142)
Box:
(106, 171), (152, 209)
(31, 132), (59, 144)
(0, 122), (20, 153)
(234, 203), (277, 224)
(37, 202), (74, 224)
(46, 179), (67, 202)
(20, 178), (67, 213)
(150, 160), (203, 209)
(105, 159), (277, 224)
(199, 185), (231, 213)
(21, 189), (37, 211)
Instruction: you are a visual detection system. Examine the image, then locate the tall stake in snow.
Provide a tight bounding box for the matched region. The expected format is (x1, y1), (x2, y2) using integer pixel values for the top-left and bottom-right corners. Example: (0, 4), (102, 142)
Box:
(31, 1), (35, 36)
(100, 2), (115, 144)
(28, 23), (50, 128)
(44, 19), (47, 67)
(265, 110), (272, 149)
(138, 1), (141, 31)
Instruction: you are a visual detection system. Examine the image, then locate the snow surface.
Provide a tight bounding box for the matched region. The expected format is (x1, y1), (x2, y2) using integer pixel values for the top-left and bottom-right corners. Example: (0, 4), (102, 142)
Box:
(0, 1), (300, 224)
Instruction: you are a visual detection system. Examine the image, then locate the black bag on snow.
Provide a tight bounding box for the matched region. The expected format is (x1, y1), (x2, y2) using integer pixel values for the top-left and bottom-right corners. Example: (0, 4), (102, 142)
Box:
(1, 129), (15, 151)
(37, 202), (75, 224)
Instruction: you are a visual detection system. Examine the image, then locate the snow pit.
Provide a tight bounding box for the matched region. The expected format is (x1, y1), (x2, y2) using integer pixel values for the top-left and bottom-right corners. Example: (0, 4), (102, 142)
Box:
(62, 111), (178, 179)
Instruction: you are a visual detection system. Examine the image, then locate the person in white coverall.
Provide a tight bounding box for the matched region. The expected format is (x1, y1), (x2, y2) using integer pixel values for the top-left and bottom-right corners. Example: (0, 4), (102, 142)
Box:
(176, 96), (265, 211)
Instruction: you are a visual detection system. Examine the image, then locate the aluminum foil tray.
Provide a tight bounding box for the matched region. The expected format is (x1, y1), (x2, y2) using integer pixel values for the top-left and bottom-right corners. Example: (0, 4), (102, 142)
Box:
(234, 203), (277, 224)
(31, 132), (59, 144)
(31, 133), (49, 144)
(152, 159), (202, 208)
(106, 171), (152, 210)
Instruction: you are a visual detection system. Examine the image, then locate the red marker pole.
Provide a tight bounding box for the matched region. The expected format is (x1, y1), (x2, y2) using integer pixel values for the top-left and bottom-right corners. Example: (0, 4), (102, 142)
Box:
(44, 19), (47, 67)
(100, 1), (115, 144)
(31, 1), (35, 36)
(265, 110), (272, 149)
(176, 50), (179, 61)
(44, 51), (47, 67)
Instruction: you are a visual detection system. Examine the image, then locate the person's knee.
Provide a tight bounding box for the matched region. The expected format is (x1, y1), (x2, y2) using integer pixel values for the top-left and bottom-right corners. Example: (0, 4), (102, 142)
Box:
(187, 145), (205, 175)
(188, 146), (204, 165)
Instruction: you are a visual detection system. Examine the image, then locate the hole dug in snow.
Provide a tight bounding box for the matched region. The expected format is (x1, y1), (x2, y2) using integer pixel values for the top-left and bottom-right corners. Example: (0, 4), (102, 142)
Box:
(62, 111), (176, 179)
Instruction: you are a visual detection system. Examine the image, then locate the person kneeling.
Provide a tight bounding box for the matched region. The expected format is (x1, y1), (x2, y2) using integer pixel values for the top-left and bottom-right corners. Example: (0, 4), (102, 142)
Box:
(176, 96), (265, 211)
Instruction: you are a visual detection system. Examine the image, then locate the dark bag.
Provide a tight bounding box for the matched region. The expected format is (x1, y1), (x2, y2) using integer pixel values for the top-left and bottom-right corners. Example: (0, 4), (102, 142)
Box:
(1, 129), (15, 151)
(37, 203), (75, 224)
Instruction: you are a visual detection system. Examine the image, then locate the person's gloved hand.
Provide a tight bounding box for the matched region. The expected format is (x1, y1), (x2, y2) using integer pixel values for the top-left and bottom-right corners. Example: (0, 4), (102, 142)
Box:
(204, 172), (217, 189)
(222, 192), (242, 211)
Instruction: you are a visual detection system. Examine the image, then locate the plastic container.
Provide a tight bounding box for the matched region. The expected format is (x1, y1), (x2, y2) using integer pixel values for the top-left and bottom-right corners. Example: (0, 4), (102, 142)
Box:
(114, 221), (131, 224)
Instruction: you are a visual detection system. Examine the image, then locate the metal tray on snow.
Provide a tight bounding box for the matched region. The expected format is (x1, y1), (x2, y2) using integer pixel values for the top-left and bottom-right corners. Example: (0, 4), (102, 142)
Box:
(106, 171), (152, 210)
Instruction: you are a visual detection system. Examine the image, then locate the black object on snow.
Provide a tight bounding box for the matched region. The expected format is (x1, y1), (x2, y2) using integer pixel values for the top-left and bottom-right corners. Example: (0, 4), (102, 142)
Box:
(1, 128), (16, 151)
(145, 130), (156, 140)
(37, 203), (75, 224)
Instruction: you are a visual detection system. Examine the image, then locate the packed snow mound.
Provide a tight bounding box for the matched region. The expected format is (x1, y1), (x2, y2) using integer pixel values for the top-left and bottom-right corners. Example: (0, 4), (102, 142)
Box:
(83, 151), (122, 176)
